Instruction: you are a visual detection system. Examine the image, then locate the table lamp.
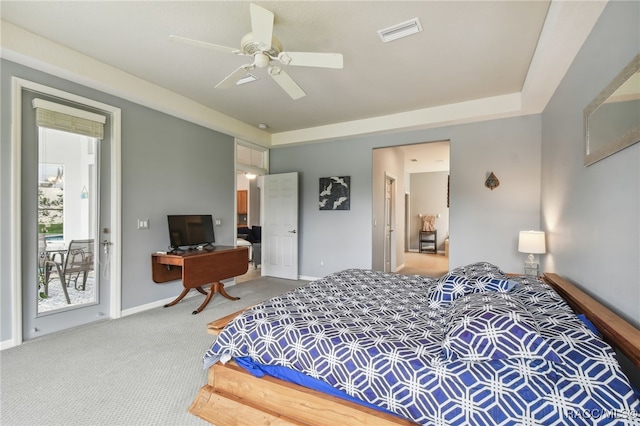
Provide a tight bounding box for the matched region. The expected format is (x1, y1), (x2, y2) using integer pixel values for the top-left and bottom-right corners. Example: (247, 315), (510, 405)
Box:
(518, 230), (546, 277)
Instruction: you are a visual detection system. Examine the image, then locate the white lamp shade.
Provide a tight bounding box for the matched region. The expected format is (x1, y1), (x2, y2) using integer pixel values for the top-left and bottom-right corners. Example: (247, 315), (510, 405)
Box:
(518, 231), (546, 254)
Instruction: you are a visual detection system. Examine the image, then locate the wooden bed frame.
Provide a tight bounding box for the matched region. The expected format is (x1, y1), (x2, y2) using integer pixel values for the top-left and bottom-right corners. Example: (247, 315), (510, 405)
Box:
(189, 272), (640, 425)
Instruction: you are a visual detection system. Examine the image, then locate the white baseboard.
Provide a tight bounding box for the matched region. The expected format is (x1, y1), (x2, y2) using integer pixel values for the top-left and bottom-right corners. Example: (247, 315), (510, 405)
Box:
(121, 280), (237, 317)
(299, 275), (321, 281)
(0, 339), (18, 350)
(121, 293), (192, 317)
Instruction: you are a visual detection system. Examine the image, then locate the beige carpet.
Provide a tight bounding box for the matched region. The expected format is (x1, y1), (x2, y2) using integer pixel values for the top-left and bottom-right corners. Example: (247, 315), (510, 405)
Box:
(0, 276), (307, 426)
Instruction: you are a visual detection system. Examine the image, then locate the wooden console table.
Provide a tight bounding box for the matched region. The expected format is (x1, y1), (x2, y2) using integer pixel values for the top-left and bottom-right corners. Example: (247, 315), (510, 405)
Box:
(151, 246), (249, 315)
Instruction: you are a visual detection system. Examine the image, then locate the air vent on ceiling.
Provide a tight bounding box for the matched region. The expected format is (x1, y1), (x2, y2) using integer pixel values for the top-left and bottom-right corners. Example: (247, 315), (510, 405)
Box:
(378, 18), (423, 43)
(236, 73), (259, 85)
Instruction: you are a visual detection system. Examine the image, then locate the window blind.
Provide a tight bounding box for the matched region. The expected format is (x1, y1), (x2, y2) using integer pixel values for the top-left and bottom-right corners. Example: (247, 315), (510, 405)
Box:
(32, 98), (107, 139)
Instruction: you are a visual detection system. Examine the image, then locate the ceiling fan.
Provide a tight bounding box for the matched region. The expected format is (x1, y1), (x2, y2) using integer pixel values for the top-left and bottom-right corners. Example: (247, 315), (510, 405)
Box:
(170, 3), (343, 100)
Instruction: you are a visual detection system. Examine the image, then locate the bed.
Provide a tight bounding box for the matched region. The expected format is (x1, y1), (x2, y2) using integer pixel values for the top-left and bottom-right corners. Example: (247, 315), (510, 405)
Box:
(190, 263), (640, 425)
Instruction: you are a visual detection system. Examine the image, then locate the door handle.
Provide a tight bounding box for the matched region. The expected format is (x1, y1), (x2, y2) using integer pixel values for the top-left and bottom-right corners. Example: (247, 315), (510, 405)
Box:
(288, 230), (297, 234)
(101, 240), (112, 255)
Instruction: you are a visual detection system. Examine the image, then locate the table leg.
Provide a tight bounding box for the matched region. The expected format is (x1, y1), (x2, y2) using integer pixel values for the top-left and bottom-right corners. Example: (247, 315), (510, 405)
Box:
(191, 282), (240, 315)
(215, 282), (240, 301)
(164, 287), (190, 308)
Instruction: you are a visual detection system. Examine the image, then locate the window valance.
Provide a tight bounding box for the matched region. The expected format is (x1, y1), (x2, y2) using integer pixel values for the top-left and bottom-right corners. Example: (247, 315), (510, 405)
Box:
(32, 98), (106, 139)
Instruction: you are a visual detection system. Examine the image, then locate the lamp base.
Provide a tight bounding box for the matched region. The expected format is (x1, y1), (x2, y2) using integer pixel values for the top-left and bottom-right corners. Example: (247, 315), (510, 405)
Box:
(523, 261), (539, 278)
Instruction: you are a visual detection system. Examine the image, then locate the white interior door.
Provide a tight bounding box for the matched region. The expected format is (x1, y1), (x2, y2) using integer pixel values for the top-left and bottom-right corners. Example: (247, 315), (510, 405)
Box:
(262, 172), (299, 280)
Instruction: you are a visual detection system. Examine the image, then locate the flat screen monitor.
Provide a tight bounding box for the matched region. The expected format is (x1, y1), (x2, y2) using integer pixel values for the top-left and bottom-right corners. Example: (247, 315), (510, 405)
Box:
(167, 215), (215, 249)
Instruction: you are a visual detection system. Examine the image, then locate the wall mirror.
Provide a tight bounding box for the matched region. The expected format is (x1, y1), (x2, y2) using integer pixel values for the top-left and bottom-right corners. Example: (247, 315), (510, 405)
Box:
(584, 53), (640, 166)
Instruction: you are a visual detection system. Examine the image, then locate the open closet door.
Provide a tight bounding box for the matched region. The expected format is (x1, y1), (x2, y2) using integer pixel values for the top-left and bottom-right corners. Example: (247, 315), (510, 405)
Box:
(262, 172), (298, 280)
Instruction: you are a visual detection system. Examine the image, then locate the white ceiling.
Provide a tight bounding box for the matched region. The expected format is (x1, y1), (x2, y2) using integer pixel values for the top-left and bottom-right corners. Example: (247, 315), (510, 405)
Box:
(397, 141), (450, 174)
(1, 1), (606, 155)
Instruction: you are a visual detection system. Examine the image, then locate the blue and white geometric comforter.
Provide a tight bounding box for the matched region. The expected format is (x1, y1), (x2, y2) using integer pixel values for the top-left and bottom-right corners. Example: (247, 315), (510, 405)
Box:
(203, 263), (640, 425)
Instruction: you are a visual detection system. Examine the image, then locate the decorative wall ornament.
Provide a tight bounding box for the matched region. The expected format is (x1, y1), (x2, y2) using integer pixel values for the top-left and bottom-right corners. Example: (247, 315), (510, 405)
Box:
(485, 172), (500, 190)
(319, 176), (350, 210)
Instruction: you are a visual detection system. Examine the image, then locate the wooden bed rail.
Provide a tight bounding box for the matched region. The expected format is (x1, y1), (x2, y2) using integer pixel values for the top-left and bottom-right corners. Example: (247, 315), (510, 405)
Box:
(207, 308), (249, 335)
(543, 272), (640, 367)
(190, 361), (415, 425)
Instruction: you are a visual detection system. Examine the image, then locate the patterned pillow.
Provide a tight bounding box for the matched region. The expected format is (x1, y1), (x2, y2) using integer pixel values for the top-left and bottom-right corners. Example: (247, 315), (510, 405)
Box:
(430, 269), (515, 306)
(430, 274), (470, 305)
(470, 276), (518, 293)
(442, 292), (561, 363)
(448, 262), (507, 280)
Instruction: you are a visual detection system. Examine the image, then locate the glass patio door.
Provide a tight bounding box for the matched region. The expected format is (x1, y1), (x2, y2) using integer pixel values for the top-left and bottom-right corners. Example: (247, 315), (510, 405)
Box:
(37, 127), (98, 314)
(22, 92), (110, 340)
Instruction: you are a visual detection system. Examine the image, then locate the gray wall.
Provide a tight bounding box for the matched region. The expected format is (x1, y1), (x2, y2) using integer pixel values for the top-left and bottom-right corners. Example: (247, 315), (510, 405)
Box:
(270, 113), (542, 278)
(540, 0), (640, 329)
(268, 140), (375, 277)
(1, 59), (235, 342)
(249, 178), (261, 227)
(409, 172), (450, 252)
(121, 104), (234, 309)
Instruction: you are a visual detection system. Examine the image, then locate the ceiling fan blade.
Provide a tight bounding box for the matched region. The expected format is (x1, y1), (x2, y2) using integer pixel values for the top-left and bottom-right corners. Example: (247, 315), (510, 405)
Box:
(169, 35), (242, 55)
(268, 67), (306, 100)
(278, 52), (344, 69)
(250, 3), (274, 50)
(215, 65), (255, 89)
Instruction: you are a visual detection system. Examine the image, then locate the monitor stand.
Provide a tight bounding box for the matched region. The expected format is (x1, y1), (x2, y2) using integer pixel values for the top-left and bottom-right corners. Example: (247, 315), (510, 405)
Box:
(168, 246), (185, 255)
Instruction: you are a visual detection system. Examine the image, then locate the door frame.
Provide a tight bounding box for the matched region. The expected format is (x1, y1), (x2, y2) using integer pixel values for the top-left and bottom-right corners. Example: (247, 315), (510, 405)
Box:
(9, 77), (122, 347)
(383, 172), (397, 272)
(234, 139), (269, 280)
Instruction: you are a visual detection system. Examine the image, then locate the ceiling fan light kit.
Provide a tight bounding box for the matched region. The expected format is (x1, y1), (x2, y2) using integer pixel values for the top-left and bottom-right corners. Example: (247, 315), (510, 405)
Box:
(240, 33), (282, 58)
(170, 3), (344, 100)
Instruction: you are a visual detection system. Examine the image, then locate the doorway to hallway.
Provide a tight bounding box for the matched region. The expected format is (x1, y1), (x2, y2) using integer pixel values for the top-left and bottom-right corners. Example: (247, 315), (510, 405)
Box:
(235, 140), (267, 283)
(372, 140), (450, 277)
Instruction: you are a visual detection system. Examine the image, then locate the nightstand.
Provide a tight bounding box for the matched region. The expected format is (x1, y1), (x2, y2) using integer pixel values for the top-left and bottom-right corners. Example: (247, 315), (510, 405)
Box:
(419, 230), (437, 254)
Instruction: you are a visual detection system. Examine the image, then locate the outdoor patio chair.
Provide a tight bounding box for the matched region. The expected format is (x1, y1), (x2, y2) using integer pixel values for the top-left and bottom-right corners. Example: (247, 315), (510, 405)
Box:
(46, 239), (95, 304)
(38, 234), (64, 297)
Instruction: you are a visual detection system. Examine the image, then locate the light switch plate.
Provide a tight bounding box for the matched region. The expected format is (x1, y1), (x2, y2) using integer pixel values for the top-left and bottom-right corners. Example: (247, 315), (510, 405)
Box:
(137, 219), (149, 229)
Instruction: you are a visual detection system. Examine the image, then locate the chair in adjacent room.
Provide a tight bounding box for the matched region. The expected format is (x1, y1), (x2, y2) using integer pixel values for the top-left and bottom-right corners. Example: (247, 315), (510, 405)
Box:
(46, 239), (95, 304)
(237, 226), (261, 269)
(251, 226), (261, 268)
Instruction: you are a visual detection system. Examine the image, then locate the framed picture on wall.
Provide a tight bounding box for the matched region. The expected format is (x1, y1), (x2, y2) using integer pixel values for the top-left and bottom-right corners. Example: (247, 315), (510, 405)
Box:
(319, 176), (350, 210)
